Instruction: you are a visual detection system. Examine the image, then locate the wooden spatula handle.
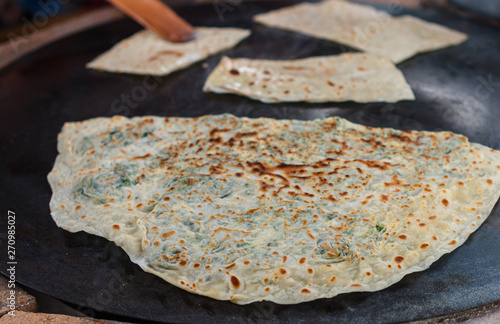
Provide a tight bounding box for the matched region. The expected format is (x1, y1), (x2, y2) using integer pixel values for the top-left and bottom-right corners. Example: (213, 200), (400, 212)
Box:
(107, 0), (199, 42)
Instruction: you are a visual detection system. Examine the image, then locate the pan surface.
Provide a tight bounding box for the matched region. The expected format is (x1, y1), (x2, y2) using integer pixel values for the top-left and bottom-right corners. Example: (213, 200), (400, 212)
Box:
(1, 1), (500, 323)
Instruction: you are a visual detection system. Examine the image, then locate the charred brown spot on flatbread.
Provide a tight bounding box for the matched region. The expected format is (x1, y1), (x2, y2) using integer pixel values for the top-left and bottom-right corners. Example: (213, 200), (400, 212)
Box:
(230, 276), (241, 288)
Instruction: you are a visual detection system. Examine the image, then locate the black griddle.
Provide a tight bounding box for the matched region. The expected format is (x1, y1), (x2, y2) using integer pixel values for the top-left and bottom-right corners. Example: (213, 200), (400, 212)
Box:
(448, 0), (500, 20)
(1, 1), (500, 323)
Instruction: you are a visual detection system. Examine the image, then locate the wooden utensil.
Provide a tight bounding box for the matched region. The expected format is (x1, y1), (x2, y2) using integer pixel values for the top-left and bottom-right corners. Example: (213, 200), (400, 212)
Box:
(107, 0), (199, 42)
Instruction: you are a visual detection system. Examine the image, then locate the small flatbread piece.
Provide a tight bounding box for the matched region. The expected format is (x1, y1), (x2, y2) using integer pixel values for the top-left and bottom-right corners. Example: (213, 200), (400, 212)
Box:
(87, 27), (250, 75)
(254, 0), (467, 63)
(203, 54), (415, 103)
(48, 114), (500, 305)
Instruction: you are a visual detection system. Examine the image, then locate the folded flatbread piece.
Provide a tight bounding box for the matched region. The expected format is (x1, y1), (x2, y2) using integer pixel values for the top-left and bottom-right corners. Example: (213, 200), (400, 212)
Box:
(203, 54), (414, 103)
(48, 114), (500, 304)
(86, 28), (250, 75)
(254, 0), (467, 63)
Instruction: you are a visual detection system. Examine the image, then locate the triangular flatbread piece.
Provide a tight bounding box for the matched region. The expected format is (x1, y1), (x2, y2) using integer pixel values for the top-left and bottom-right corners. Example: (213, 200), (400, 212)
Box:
(204, 54), (415, 103)
(87, 28), (250, 75)
(254, 0), (467, 63)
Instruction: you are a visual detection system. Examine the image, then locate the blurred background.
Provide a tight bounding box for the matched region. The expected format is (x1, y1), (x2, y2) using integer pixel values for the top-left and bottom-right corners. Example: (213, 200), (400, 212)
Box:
(0, 0), (104, 27)
(1, 0), (499, 30)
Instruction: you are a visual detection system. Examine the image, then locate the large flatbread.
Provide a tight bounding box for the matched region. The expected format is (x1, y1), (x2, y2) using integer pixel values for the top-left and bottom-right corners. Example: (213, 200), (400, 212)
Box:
(86, 28), (250, 75)
(203, 54), (414, 103)
(48, 114), (500, 304)
(254, 0), (467, 63)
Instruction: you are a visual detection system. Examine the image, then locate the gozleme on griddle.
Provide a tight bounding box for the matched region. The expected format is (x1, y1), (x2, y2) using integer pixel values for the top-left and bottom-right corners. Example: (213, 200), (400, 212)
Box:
(254, 0), (467, 63)
(48, 114), (500, 304)
(86, 28), (250, 76)
(203, 54), (414, 103)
